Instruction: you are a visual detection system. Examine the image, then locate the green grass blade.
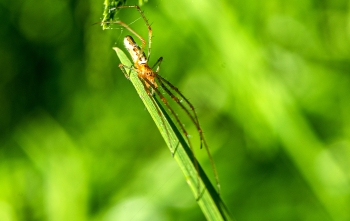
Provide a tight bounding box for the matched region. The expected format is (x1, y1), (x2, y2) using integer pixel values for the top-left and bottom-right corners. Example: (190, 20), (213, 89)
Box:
(113, 47), (233, 221)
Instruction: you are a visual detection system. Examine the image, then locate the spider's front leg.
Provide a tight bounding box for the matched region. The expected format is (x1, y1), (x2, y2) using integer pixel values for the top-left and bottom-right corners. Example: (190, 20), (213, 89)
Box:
(152, 57), (163, 73)
(116, 5), (152, 59)
(118, 64), (135, 80)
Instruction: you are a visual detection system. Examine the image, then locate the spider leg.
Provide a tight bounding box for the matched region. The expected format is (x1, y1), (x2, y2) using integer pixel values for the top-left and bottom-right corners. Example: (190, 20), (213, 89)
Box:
(117, 5), (152, 60)
(138, 78), (174, 155)
(156, 75), (199, 122)
(118, 63), (136, 80)
(156, 75), (221, 194)
(151, 59), (199, 144)
(155, 76), (199, 136)
(143, 78), (201, 196)
(103, 19), (147, 55)
(201, 135), (221, 194)
(151, 57), (163, 71)
(155, 78), (200, 149)
(150, 57), (164, 98)
(150, 60), (199, 126)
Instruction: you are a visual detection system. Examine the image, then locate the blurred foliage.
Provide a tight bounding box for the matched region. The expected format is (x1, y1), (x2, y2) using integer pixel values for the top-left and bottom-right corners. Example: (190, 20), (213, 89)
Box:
(0, 0), (350, 220)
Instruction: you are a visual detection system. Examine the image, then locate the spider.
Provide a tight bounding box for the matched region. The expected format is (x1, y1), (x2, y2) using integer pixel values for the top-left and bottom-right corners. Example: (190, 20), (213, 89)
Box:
(106, 5), (220, 194)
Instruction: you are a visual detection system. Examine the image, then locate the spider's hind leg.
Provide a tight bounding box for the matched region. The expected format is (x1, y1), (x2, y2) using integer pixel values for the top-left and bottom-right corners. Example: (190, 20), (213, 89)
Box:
(139, 78), (175, 156)
(144, 78), (202, 196)
(155, 75), (221, 194)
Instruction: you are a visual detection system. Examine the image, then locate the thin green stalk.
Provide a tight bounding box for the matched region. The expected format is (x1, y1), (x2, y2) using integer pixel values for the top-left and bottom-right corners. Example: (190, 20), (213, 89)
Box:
(113, 47), (233, 221)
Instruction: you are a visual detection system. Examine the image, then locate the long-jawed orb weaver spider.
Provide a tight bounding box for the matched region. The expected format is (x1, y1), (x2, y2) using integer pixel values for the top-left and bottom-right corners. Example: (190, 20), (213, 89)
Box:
(106, 5), (220, 194)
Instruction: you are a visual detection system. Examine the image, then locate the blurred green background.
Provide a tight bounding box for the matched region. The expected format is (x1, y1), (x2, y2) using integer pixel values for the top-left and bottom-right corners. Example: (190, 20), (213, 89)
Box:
(1, 0), (350, 220)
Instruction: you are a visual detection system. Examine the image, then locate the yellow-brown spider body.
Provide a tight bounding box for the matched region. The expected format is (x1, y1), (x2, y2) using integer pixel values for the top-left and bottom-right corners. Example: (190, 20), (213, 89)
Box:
(124, 35), (157, 89)
(113, 5), (220, 194)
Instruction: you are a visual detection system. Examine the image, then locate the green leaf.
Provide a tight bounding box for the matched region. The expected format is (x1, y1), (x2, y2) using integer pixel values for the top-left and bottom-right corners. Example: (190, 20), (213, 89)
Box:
(113, 47), (233, 221)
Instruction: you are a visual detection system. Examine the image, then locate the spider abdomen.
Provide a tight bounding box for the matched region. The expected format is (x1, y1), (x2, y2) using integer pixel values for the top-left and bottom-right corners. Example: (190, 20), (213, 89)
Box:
(124, 35), (147, 64)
